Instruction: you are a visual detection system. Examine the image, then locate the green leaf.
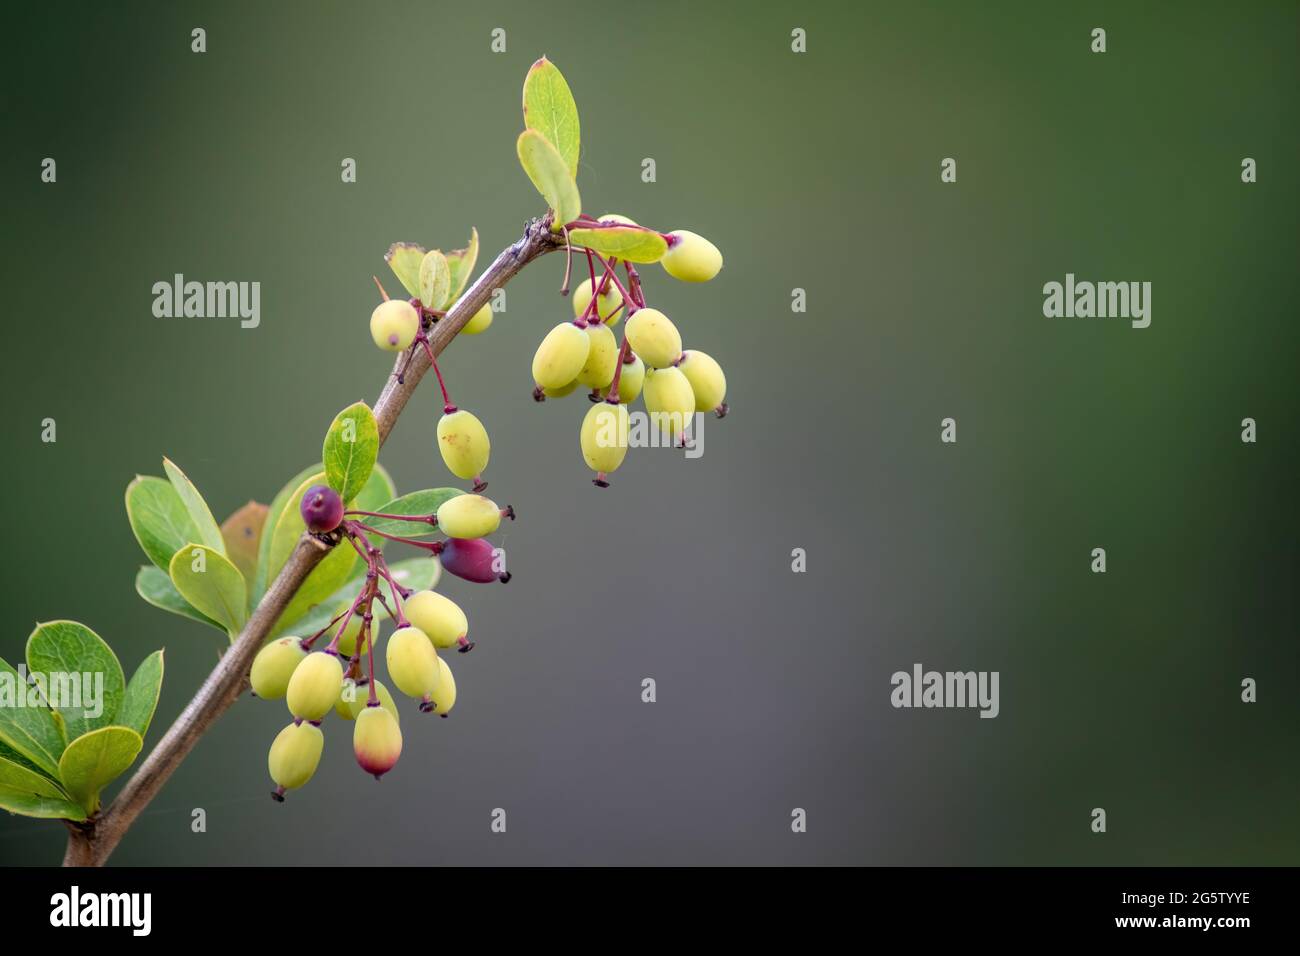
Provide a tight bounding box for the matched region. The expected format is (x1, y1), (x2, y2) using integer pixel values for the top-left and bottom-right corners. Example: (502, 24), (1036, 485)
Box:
(135, 566), (224, 632)
(266, 472), (327, 581)
(385, 242), (426, 299)
(351, 463), (397, 549)
(162, 458), (226, 555)
(523, 56), (580, 178)
(57, 726), (143, 814)
(284, 557), (442, 637)
(363, 488), (465, 538)
(567, 225), (668, 264)
(0, 657), (64, 776)
(118, 651), (164, 739)
(253, 463), (322, 605)
(0, 754), (67, 799)
(517, 129), (582, 230)
(419, 250), (451, 311)
(0, 739), (61, 784)
(323, 402), (379, 504)
(169, 545), (249, 638)
(0, 787), (87, 821)
(25, 621), (125, 741)
(271, 544), (359, 637)
(125, 475), (202, 571)
(445, 228), (480, 300)
(220, 501), (269, 584)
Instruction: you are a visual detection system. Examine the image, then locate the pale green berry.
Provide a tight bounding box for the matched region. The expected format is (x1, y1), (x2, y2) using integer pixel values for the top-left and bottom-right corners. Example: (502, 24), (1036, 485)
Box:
(543, 380), (579, 398)
(268, 721), (324, 798)
(596, 212), (638, 226)
(285, 651), (344, 722)
(661, 230), (723, 282)
(580, 402), (630, 485)
(353, 704), (403, 778)
(600, 354), (645, 405)
(643, 366), (696, 440)
(250, 637), (307, 700)
(335, 677), (400, 722)
(625, 308), (682, 369)
(370, 299), (420, 351)
(436, 494), (502, 540)
(427, 657), (457, 716)
(437, 409), (490, 483)
(532, 322), (590, 389)
(461, 302), (493, 335)
(386, 626), (439, 699)
(404, 590), (469, 650)
(575, 323), (620, 389)
(676, 350), (727, 413)
(338, 615), (382, 659)
(572, 277), (623, 325)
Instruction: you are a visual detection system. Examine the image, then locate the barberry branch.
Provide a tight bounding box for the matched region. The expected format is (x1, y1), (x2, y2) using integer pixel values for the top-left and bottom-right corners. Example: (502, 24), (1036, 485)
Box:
(62, 217), (562, 867)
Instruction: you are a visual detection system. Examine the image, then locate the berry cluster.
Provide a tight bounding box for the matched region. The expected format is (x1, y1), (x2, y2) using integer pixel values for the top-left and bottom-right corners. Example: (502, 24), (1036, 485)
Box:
(533, 218), (729, 486)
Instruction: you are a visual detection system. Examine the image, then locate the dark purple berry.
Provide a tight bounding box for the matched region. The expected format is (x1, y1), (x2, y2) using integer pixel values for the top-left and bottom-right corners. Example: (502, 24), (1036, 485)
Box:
(440, 537), (509, 583)
(300, 485), (344, 533)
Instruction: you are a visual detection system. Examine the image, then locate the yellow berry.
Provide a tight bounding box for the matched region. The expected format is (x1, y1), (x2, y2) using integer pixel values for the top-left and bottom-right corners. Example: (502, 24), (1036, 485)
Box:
(369, 299), (420, 351)
(643, 366), (696, 440)
(461, 302), (493, 335)
(600, 354), (645, 404)
(575, 323), (620, 388)
(661, 230), (723, 282)
(436, 494), (502, 539)
(532, 322), (591, 389)
(335, 678), (400, 722)
(428, 657), (457, 716)
(251, 637), (307, 700)
(677, 350), (727, 413)
(437, 409), (490, 482)
(285, 651), (344, 722)
(386, 626), (439, 699)
(543, 380), (579, 398)
(625, 308), (682, 369)
(353, 704), (403, 778)
(338, 616), (382, 659)
(268, 721), (324, 795)
(572, 277), (623, 325)
(404, 590), (469, 650)
(580, 402), (630, 481)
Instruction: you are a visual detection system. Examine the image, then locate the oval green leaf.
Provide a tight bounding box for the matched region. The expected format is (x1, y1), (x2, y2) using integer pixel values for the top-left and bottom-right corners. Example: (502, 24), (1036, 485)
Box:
(26, 621), (126, 741)
(169, 545), (249, 638)
(323, 402), (379, 504)
(284, 557), (442, 637)
(446, 228), (480, 300)
(0, 739), (61, 785)
(384, 242), (426, 299)
(363, 488), (465, 538)
(523, 57), (580, 177)
(0, 787), (87, 821)
(517, 129), (582, 230)
(125, 475), (203, 571)
(0, 657), (65, 776)
(0, 753), (67, 799)
(419, 250), (451, 311)
(58, 726), (143, 814)
(118, 650), (164, 739)
(567, 225), (668, 264)
(162, 458), (226, 554)
(135, 565), (224, 632)
(253, 463), (322, 604)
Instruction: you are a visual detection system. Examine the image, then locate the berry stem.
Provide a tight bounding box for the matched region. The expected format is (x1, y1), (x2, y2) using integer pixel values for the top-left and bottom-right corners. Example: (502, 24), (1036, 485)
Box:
(344, 509), (437, 526)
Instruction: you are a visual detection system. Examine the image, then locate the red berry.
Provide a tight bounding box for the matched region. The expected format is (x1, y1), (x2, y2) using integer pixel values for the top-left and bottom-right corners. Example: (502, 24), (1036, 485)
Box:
(439, 537), (510, 583)
(301, 485), (344, 533)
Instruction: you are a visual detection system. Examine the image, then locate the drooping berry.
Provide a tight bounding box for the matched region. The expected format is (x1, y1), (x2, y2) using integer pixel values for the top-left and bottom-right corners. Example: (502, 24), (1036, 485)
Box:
(439, 537), (510, 583)
(435, 494), (505, 540)
(599, 354), (645, 405)
(571, 277), (624, 325)
(643, 366), (697, 442)
(300, 484), (344, 534)
(575, 323), (620, 388)
(268, 721), (324, 800)
(661, 230), (723, 283)
(285, 650), (344, 722)
(353, 704), (403, 779)
(461, 302), (493, 335)
(532, 322), (591, 389)
(337, 615), (381, 659)
(676, 350), (728, 414)
(250, 636), (307, 699)
(425, 657), (457, 717)
(369, 299), (420, 351)
(625, 308), (682, 369)
(335, 677), (400, 722)
(580, 402), (630, 485)
(437, 408), (491, 485)
(403, 590), (469, 650)
(385, 626), (439, 699)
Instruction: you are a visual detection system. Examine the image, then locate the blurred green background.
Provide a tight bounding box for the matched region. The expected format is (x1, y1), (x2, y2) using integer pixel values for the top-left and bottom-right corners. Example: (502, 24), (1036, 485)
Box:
(2, 0), (1297, 865)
